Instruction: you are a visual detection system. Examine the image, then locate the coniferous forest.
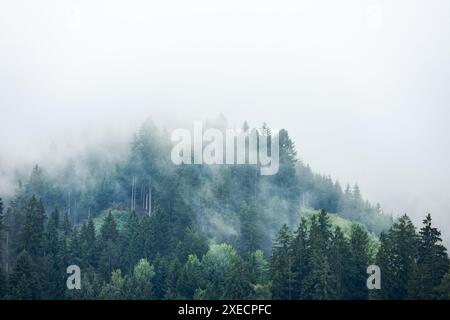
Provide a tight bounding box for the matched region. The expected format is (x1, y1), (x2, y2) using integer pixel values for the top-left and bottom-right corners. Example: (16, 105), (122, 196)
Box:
(0, 120), (449, 300)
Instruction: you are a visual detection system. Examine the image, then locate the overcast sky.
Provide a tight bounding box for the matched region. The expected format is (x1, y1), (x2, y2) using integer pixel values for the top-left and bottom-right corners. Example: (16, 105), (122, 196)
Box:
(1, 0), (450, 243)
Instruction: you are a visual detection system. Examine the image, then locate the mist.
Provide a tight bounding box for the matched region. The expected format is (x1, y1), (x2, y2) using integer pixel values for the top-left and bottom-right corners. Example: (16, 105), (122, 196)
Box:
(1, 0), (450, 244)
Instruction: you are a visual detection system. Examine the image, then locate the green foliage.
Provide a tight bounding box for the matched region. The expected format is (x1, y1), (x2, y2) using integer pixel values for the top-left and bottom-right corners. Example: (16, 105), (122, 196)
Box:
(0, 120), (448, 300)
(375, 215), (418, 300)
(408, 214), (449, 299)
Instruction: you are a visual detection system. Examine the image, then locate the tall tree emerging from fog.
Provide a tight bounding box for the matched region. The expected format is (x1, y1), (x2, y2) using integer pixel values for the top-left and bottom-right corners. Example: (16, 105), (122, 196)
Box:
(408, 214), (449, 299)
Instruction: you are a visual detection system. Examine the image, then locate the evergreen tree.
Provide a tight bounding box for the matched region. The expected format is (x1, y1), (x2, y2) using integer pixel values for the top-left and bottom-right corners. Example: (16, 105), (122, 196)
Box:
(329, 226), (350, 299)
(223, 254), (252, 299)
(239, 202), (262, 255)
(177, 254), (204, 299)
(80, 215), (97, 268)
(120, 211), (142, 273)
(43, 208), (63, 299)
(270, 224), (294, 299)
(62, 211), (72, 237)
(347, 225), (370, 300)
(8, 250), (38, 299)
(291, 218), (308, 299)
(301, 210), (334, 299)
(98, 212), (120, 280)
(21, 196), (46, 260)
(408, 214), (449, 299)
(376, 215), (418, 299)
(127, 258), (155, 299)
(434, 270), (450, 299)
(100, 269), (126, 300)
(68, 227), (83, 268)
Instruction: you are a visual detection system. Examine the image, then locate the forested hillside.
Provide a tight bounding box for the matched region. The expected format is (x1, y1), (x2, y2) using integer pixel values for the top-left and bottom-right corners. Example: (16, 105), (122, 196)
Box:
(0, 119), (448, 299)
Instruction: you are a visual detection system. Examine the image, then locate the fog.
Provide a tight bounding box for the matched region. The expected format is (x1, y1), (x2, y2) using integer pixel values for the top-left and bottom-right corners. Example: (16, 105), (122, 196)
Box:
(1, 0), (450, 244)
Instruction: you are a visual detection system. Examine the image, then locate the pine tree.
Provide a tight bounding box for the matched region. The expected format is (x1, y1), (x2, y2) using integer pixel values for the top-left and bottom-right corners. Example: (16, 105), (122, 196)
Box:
(376, 215), (418, 299)
(329, 226), (350, 299)
(98, 212), (120, 280)
(43, 208), (63, 299)
(21, 195), (46, 260)
(223, 255), (252, 299)
(120, 211), (142, 273)
(239, 202), (262, 255)
(247, 250), (271, 299)
(301, 210), (334, 300)
(434, 270), (450, 299)
(62, 211), (72, 237)
(291, 218), (308, 299)
(347, 224), (370, 300)
(408, 214), (449, 299)
(270, 224), (294, 299)
(68, 227), (83, 268)
(80, 215), (97, 268)
(8, 250), (38, 299)
(177, 254), (203, 299)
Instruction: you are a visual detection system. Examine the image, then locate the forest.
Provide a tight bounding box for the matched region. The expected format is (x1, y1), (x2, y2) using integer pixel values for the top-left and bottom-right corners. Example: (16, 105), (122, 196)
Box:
(0, 119), (449, 299)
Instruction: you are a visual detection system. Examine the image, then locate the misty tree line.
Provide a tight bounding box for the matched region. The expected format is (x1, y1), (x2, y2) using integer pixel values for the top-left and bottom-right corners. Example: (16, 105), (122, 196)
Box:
(0, 197), (449, 299)
(0, 118), (448, 299)
(3, 119), (392, 245)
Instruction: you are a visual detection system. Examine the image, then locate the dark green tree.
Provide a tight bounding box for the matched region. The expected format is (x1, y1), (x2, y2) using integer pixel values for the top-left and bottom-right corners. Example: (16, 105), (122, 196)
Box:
(408, 214), (449, 299)
(98, 212), (120, 280)
(347, 224), (371, 300)
(21, 196), (46, 260)
(301, 210), (334, 299)
(270, 224), (294, 299)
(8, 250), (38, 299)
(291, 218), (308, 299)
(329, 226), (351, 299)
(375, 215), (418, 299)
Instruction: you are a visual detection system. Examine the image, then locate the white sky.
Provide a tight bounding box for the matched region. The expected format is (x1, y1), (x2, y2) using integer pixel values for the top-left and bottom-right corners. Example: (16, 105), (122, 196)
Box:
(1, 0), (450, 243)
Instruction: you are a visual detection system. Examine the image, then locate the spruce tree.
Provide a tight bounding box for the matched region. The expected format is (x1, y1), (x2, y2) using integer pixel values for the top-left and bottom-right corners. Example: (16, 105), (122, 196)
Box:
(80, 215), (97, 268)
(270, 224), (294, 299)
(43, 208), (63, 299)
(21, 195), (46, 260)
(408, 214), (449, 299)
(98, 212), (120, 280)
(291, 218), (308, 299)
(8, 250), (37, 299)
(120, 211), (142, 273)
(375, 215), (418, 299)
(347, 224), (370, 300)
(329, 226), (350, 299)
(301, 211), (334, 300)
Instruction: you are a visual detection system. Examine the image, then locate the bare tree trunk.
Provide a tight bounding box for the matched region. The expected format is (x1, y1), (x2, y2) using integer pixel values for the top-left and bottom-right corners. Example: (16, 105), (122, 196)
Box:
(148, 176), (152, 215)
